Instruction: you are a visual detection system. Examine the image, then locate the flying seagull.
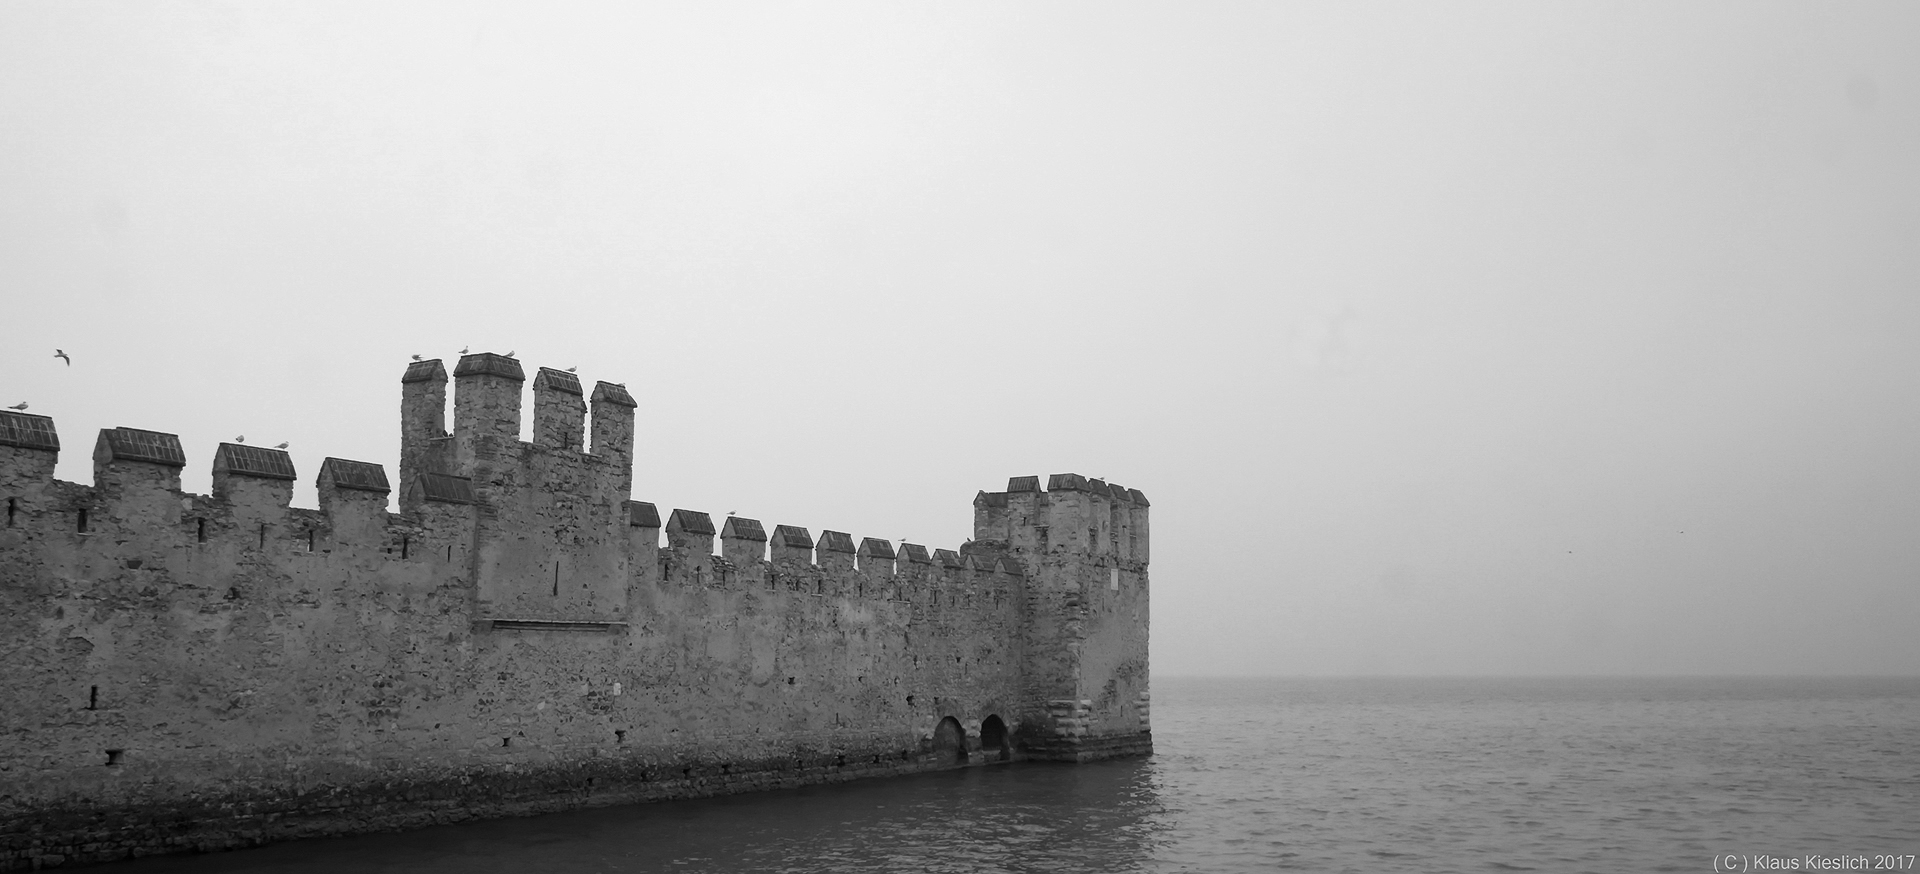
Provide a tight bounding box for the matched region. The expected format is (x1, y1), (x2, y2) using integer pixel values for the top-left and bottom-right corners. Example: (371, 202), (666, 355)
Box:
(274, 442), (290, 450)
(7, 402), (26, 411)
(54, 349), (70, 366)
(410, 354), (423, 361)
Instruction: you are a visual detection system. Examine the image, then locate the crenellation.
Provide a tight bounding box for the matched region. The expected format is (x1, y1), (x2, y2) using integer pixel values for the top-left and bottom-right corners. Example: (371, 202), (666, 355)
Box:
(769, 524), (813, 567)
(211, 442), (297, 528)
(531, 367), (587, 452)
(857, 537), (895, 586)
(816, 529), (856, 573)
(450, 352), (524, 471)
(1086, 479), (1113, 556)
(399, 359), (450, 512)
(0, 356), (1150, 870)
(971, 490), (1010, 545)
(89, 427), (186, 536)
(589, 381), (637, 492)
(719, 516), (767, 565)
(1003, 482), (1043, 553)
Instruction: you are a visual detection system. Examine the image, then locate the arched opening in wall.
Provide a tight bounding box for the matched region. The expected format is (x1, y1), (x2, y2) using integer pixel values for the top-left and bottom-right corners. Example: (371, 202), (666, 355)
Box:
(932, 716), (966, 765)
(980, 714), (1010, 762)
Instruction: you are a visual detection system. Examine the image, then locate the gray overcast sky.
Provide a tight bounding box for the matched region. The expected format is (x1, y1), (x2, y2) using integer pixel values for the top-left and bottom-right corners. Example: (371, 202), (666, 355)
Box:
(4, 2), (1916, 676)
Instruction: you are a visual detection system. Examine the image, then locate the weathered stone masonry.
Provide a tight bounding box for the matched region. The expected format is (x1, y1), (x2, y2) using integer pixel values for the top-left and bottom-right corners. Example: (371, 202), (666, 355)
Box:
(0, 352), (1150, 870)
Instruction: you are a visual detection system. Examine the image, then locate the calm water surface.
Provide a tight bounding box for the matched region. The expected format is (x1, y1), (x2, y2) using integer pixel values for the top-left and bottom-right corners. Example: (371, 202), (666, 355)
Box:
(109, 677), (1920, 873)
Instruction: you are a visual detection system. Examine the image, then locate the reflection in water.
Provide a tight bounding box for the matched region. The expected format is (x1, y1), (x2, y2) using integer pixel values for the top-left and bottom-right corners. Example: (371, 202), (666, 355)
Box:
(108, 760), (1169, 874)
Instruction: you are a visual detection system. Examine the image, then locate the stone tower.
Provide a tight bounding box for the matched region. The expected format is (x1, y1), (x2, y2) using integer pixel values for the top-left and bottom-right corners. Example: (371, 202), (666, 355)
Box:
(968, 473), (1152, 760)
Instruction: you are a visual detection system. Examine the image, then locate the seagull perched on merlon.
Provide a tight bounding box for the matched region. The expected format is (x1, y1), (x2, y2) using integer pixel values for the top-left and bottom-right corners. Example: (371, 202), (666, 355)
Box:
(234, 435), (245, 443)
(274, 442), (290, 450)
(459, 346), (469, 354)
(54, 349), (70, 366)
(505, 350), (515, 358)
(7, 402), (26, 411)
(566, 366), (577, 373)
(410, 354), (423, 361)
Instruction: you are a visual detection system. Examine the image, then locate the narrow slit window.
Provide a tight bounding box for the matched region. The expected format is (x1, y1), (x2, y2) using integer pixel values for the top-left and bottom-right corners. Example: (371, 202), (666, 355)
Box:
(77, 508), (89, 533)
(306, 530), (315, 552)
(401, 536), (410, 559)
(88, 685), (98, 710)
(196, 518), (207, 543)
(552, 561), (560, 596)
(6, 497), (15, 527)
(257, 524), (266, 548)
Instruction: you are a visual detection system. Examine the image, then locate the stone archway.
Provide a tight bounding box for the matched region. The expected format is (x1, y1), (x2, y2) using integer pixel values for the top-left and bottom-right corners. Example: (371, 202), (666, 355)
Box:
(932, 716), (967, 765)
(979, 714), (1010, 762)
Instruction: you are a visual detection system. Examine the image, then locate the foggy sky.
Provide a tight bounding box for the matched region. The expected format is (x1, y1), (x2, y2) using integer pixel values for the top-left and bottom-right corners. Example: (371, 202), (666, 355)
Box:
(4, 2), (1916, 676)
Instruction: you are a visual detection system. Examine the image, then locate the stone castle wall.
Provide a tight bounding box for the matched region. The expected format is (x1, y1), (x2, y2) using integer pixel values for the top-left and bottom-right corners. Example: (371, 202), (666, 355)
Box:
(0, 353), (1150, 870)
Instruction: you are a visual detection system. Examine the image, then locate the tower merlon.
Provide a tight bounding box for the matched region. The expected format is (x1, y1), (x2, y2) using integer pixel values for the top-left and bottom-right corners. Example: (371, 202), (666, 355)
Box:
(769, 524), (813, 565)
(857, 537), (896, 577)
(817, 529), (856, 572)
(451, 353), (526, 467)
(1046, 472), (1089, 492)
(400, 358), (448, 385)
(318, 457), (391, 540)
(0, 410), (60, 454)
(625, 500), (661, 529)
(0, 410), (60, 482)
(212, 443), (295, 483)
(212, 442), (296, 517)
(94, 427), (186, 469)
(319, 458), (391, 494)
(400, 358), (451, 513)
(531, 367), (586, 452)
(666, 508), (716, 553)
(589, 382), (638, 488)
(90, 427), (187, 529)
(624, 500), (662, 577)
(720, 515), (767, 564)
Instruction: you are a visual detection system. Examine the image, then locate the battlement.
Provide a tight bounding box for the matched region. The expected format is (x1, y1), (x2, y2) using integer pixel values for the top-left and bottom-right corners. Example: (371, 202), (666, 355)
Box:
(971, 473), (1150, 564)
(0, 353), (1151, 870)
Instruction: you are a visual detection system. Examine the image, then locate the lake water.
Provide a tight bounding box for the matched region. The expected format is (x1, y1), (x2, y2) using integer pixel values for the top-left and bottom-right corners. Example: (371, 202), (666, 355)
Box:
(106, 676), (1920, 873)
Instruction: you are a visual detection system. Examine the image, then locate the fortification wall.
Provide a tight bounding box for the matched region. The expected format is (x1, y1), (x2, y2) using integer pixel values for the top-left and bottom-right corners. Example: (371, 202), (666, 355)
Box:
(0, 353), (1148, 871)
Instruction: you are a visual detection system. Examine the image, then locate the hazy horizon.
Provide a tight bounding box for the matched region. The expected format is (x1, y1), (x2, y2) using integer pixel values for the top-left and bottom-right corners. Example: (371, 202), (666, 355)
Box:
(4, 2), (1916, 677)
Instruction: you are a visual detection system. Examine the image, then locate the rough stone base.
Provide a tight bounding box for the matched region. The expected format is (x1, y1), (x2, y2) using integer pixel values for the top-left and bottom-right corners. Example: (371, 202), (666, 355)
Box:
(1018, 731), (1154, 763)
(0, 746), (1019, 872)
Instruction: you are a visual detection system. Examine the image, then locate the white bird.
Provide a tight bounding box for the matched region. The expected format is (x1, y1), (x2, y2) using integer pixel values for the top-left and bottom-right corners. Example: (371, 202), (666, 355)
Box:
(274, 442), (290, 450)
(54, 349), (70, 366)
(7, 402), (26, 411)
(505, 350), (516, 357)
(234, 435), (245, 443)
(566, 366), (577, 373)
(410, 354), (423, 361)
(459, 346), (469, 354)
